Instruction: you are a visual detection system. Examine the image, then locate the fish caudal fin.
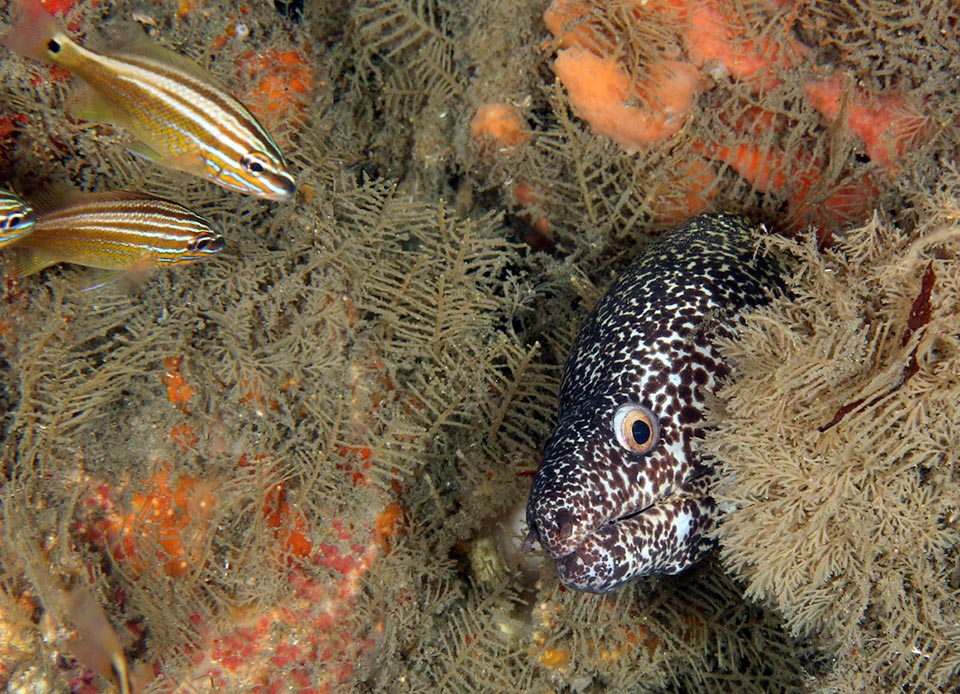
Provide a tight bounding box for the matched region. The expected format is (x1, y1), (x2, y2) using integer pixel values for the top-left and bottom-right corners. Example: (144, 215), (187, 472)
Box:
(1, 0), (64, 63)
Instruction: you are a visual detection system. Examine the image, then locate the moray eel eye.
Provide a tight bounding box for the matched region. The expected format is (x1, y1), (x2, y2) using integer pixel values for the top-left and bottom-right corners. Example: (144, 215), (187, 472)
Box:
(612, 403), (660, 454)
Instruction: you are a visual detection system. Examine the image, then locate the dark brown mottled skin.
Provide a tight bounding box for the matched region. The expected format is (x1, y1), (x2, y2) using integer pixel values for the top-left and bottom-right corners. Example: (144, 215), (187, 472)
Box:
(526, 213), (783, 593)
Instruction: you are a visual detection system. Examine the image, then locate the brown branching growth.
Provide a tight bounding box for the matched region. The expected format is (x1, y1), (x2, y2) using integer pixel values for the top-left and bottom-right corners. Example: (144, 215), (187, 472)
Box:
(527, 565), (818, 693)
(707, 173), (960, 691)
(0, 150), (559, 688)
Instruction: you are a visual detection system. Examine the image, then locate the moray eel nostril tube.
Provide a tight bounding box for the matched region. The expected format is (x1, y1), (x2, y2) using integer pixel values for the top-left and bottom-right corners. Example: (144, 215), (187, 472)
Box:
(526, 212), (784, 593)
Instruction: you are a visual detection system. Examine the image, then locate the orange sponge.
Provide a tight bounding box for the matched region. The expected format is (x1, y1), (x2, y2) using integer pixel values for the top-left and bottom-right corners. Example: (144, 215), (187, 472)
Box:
(470, 104), (529, 148)
(804, 76), (929, 175)
(553, 48), (700, 152)
(686, 0), (809, 89)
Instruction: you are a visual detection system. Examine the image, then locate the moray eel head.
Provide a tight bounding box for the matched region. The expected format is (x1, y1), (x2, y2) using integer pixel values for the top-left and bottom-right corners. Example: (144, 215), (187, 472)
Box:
(527, 393), (716, 593)
(524, 213), (783, 593)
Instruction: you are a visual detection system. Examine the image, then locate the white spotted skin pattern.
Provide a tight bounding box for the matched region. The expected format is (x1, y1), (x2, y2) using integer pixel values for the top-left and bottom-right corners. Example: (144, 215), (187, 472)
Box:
(526, 213), (783, 593)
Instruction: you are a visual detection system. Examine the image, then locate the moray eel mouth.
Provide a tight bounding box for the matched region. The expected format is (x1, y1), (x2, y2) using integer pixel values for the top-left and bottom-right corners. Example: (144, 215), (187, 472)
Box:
(526, 466), (718, 594)
(529, 490), (655, 556)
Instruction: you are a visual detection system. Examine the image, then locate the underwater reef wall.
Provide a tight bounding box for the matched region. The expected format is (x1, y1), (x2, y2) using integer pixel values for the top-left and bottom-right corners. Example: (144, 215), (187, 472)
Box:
(0, 0), (958, 692)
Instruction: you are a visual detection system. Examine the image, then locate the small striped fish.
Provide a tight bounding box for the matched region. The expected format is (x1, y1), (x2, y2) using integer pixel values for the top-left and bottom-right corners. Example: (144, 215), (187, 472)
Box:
(9, 190), (224, 278)
(0, 188), (36, 246)
(3, 0), (296, 201)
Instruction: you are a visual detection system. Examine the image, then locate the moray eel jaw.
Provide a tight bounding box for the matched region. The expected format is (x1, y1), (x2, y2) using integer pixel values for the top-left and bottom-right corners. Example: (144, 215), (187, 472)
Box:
(549, 477), (718, 593)
(527, 397), (715, 593)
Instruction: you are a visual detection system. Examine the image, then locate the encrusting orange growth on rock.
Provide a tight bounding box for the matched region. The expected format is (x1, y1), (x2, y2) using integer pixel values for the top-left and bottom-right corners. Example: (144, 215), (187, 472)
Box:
(469, 104), (529, 148)
(544, 0), (703, 152)
(168, 423), (199, 452)
(697, 142), (809, 195)
(804, 75), (930, 175)
(696, 138), (877, 236)
(545, 0), (688, 54)
(544, 0), (598, 51)
(238, 379), (280, 413)
(686, 0), (810, 89)
(373, 502), (405, 554)
(38, 0), (78, 15)
(263, 482), (314, 562)
(539, 647), (571, 671)
(538, 0), (897, 235)
(235, 50), (313, 122)
(175, 0), (201, 20)
(788, 172), (879, 242)
(643, 156), (718, 223)
(160, 356), (195, 410)
(84, 464), (219, 579)
(553, 49), (700, 152)
(512, 181), (551, 241)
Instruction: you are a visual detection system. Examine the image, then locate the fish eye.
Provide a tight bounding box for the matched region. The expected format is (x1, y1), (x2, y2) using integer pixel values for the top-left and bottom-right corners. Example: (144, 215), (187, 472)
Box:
(241, 153), (269, 176)
(612, 403), (660, 454)
(47, 38), (61, 54)
(4, 215), (21, 229)
(190, 233), (223, 253)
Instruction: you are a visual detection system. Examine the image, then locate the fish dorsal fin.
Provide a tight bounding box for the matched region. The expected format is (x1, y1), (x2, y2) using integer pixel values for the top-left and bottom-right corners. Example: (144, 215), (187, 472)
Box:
(25, 183), (86, 215)
(97, 24), (229, 91)
(28, 187), (156, 215)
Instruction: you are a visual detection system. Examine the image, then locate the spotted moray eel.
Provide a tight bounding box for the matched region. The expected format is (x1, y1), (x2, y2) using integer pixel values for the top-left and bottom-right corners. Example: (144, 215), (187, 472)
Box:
(526, 213), (783, 593)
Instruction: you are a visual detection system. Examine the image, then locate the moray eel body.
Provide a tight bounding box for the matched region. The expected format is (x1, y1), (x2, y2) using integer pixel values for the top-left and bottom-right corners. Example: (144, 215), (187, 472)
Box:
(526, 213), (783, 593)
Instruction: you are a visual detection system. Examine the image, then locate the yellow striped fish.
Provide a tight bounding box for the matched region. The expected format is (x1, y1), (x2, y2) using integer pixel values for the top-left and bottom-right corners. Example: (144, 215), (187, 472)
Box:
(8, 190), (224, 279)
(0, 188), (36, 247)
(3, 0), (297, 201)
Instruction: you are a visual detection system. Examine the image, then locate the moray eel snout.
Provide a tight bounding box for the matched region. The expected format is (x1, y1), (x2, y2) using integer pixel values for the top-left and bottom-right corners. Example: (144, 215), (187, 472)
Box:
(528, 395), (711, 593)
(526, 213), (783, 593)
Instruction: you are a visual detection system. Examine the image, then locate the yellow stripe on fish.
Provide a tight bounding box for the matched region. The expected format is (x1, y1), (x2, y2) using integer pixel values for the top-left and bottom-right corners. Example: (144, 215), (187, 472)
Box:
(0, 188), (36, 247)
(8, 190), (224, 278)
(2, 0), (297, 201)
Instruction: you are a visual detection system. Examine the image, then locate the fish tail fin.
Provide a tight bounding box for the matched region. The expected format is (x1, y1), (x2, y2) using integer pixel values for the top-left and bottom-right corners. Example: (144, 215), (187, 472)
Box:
(2, 0), (68, 63)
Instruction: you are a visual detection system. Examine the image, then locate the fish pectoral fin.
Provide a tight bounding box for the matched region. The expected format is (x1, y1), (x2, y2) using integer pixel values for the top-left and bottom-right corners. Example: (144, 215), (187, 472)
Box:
(79, 269), (127, 291)
(11, 248), (60, 278)
(128, 142), (207, 176)
(127, 140), (167, 164)
(80, 258), (153, 292)
(66, 84), (118, 124)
